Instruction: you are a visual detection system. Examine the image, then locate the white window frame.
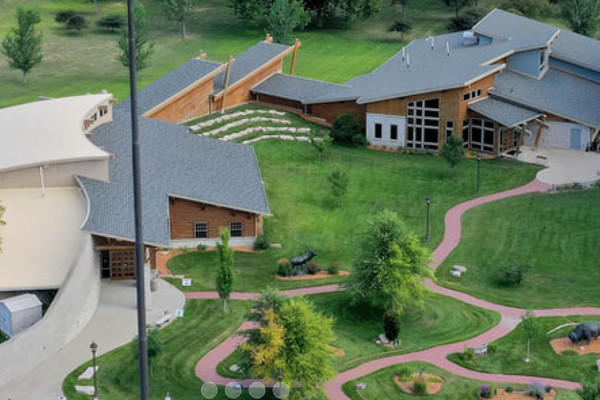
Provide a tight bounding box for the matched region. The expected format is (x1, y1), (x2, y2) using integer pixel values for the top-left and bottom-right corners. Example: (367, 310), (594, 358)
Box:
(194, 222), (208, 239)
(230, 221), (243, 237)
(470, 118), (495, 152)
(407, 98), (440, 150)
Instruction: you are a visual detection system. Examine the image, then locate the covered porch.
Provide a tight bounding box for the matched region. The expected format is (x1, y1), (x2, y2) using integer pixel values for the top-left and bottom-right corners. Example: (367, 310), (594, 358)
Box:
(93, 237), (159, 280)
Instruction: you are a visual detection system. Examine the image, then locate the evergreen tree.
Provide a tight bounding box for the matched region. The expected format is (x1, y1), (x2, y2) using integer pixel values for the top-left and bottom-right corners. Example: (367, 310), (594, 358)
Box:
(327, 167), (349, 207)
(1, 6), (43, 83)
(216, 228), (235, 311)
(117, 2), (155, 71)
(562, 0), (600, 37)
(441, 134), (466, 171)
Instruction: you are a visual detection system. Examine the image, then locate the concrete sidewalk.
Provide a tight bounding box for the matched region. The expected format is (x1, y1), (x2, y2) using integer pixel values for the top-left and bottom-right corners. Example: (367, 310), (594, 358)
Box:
(0, 279), (184, 400)
(518, 147), (600, 185)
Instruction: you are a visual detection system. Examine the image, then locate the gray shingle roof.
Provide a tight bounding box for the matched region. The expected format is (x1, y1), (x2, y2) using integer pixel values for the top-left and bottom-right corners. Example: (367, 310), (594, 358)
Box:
(214, 42), (291, 94)
(308, 31), (511, 104)
(473, 8), (559, 50)
(491, 68), (600, 128)
(121, 59), (223, 115)
(551, 30), (600, 73)
(252, 73), (351, 104)
(469, 97), (542, 128)
(80, 104), (270, 246)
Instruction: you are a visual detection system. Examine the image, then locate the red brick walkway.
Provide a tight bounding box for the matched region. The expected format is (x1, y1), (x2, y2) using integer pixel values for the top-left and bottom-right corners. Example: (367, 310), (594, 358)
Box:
(191, 179), (600, 397)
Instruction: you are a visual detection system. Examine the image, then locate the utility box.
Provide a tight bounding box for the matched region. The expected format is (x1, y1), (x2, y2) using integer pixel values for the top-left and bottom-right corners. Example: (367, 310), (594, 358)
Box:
(0, 293), (43, 338)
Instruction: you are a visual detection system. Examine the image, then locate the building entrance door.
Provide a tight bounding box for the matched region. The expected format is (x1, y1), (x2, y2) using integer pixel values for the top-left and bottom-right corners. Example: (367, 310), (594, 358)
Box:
(570, 129), (582, 150)
(109, 249), (136, 280)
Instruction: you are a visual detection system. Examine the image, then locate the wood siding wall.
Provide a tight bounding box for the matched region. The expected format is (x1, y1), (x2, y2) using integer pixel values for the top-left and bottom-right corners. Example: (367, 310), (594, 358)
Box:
(309, 101), (367, 123)
(257, 94), (304, 110)
(147, 78), (215, 123)
(169, 197), (260, 239)
(213, 58), (285, 112)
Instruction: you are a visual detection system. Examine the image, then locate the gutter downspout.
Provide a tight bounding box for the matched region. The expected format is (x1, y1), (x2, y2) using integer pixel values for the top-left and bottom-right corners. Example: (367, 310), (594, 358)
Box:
(39, 165), (45, 196)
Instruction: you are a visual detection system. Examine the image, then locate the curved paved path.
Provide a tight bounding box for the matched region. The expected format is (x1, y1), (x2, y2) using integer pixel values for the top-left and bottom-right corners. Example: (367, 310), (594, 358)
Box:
(190, 178), (600, 398)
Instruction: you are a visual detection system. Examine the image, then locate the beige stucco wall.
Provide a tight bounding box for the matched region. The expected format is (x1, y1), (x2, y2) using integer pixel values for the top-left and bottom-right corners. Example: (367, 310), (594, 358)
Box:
(0, 159), (109, 189)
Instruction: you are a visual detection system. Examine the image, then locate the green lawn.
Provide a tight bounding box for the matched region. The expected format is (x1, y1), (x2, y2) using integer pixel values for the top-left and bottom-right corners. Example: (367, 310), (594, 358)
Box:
(218, 290), (500, 377)
(0, 0), (582, 109)
(342, 362), (578, 400)
(62, 299), (290, 400)
(448, 315), (600, 384)
(168, 140), (539, 292)
(437, 189), (600, 309)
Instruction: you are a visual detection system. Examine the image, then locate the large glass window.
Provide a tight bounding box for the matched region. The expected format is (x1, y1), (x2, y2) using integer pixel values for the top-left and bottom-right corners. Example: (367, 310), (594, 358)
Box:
(390, 125), (398, 140)
(445, 120), (455, 142)
(470, 118), (495, 152)
(374, 123), (382, 139)
(406, 98), (439, 150)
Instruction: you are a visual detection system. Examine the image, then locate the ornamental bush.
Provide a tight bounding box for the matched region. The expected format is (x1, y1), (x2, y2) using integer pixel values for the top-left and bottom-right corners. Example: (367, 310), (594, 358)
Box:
(277, 258), (292, 277)
(496, 264), (525, 287)
(307, 261), (320, 275)
(253, 234), (270, 250)
(480, 384), (492, 398)
(327, 261), (340, 275)
(331, 114), (363, 144)
(413, 376), (427, 395)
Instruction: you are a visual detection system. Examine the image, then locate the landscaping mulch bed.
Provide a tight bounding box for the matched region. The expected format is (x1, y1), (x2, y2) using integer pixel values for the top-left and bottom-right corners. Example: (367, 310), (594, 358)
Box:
(395, 373), (444, 395)
(331, 345), (347, 357)
(276, 270), (350, 281)
(489, 389), (556, 400)
(550, 337), (600, 355)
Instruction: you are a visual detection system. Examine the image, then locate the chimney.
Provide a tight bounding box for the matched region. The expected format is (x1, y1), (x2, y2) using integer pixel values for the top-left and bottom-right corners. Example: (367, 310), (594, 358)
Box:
(265, 34), (273, 43)
(406, 53), (411, 68)
(431, 36), (435, 49)
(446, 41), (450, 56)
(401, 47), (406, 60)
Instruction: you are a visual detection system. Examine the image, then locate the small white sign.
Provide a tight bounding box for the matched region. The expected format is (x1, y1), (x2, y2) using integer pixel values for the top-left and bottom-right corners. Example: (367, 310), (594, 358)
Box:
(175, 309), (184, 318)
(182, 278), (192, 287)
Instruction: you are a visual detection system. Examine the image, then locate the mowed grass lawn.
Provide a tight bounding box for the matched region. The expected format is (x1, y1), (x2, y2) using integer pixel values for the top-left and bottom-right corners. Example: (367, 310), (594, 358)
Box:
(218, 290), (500, 377)
(62, 299), (290, 400)
(342, 362), (578, 400)
(168, 141), (539, 292)
(448, 315), (600, 384)
(437, 189), (600, 309)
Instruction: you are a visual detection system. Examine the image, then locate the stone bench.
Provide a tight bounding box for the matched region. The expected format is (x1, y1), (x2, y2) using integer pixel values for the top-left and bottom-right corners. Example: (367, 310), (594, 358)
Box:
(78, 365), (99, 380)
(473, 344), (488, 356)
(155, 313), (172, 328)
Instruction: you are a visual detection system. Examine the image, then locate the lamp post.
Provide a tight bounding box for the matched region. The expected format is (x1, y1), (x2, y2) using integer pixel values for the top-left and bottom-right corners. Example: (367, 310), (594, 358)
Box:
(476, 156), (481, 195)
(425, 197), (431, 242)
(90, 341), (98, 400)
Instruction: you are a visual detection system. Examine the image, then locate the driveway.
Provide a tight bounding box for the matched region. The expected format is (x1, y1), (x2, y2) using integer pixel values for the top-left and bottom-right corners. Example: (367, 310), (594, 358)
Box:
(0, 279), (185, 400)
(518, 146), (600, 185)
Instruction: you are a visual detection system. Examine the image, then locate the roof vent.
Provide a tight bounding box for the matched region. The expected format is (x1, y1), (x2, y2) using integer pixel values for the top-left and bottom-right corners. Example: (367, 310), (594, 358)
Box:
(463, 31), (478, 47)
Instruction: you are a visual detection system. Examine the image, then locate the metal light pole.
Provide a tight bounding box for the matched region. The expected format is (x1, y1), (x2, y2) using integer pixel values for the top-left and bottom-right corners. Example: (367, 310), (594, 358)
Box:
(425, 197), (431, 242)
(476, 156), (481, 195)
(125, 0), (150, 399)
(90, 342), (98, 400)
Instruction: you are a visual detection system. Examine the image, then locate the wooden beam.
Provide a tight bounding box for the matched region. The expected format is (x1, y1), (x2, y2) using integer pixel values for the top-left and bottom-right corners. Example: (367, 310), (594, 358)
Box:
(534, 122), (545, 148)
(290, 38), (302, 75)
(95, 245), (136, 251)
(220, 56), (236, 114)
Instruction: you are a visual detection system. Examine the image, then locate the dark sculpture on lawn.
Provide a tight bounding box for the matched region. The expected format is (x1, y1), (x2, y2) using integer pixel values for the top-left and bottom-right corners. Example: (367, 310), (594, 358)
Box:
(569, 322), (600, 345)
(290, 250), (318, 276)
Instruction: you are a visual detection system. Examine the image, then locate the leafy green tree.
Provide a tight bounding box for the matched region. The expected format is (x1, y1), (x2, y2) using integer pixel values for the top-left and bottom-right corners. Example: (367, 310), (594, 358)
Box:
(267, 0), (310, 44)
(244, 295), (337, 400)
(577, 376), (600, 400)
(330, 114), (363, 144)
(1, 6), (43, 83)
(0, 201), (5, 253)
(97, 14), (126, 32)
(161, 0), (197, 39)
(350, 210), (433, 314)
(117, 2), (155, 71)
(441, 135), (465, 171)
(441, 0), (475, 17)
(309, 131), (333, 161)
(448, 5), (487, 31)
(66, 14), (88, 32)
(216, 228), (235, 311)
(249, 288), (290, 324)
(562, 0), (600, 37)
(327, 167), (349, 207)
(389, 20), (412, 40)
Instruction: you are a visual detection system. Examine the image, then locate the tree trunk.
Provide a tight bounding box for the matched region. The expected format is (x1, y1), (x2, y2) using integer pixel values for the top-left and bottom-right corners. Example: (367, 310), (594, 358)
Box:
(23, 71), (27, 84)
(402, 3), (407, 22)
(224, 298), (227, 311)
(182, 19), (187, 39)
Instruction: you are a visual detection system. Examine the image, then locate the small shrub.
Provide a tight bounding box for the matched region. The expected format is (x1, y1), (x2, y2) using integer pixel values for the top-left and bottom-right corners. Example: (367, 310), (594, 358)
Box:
(277, 258), (292, 277)
(65, 14), (88, 31)
(545, 385), (553, 393)
(413, 376), (427, 395)
(383, 310), (401, 342)
(97, 14), (126, 32)
(196, 243), (207, 252)
(331, 114), (363, 144)
(55, 10), (77, 24)
(396, 367), (411, 379)
(480, 384), (492, 398)
(496, 264), (524, 287)
(307, 261), (320, 275)
(352, 133), (367, 146)
(253, 234), (270, 250)
(572, 182), (584, 190)
(506, 386), (514, 393)
(327, 262), (340, 275)
(487, 342), (498, 354)
(527, 383), (546, 400)
(460, 348), (475, 363)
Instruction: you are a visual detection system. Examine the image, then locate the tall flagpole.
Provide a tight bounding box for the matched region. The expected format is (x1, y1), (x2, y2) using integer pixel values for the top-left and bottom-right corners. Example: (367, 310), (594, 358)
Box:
(125, 0), (150, 398)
